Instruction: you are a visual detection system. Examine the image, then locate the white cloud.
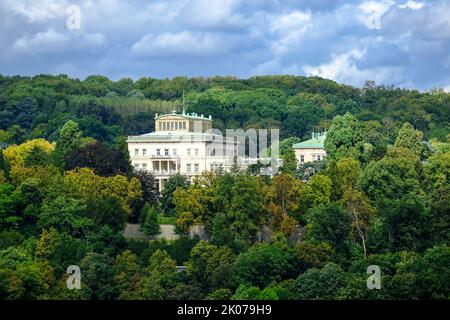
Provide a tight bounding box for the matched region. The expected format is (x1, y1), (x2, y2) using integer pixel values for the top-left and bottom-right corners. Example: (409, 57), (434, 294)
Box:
(84, 32), (106, 46)
(303, 49), (401, 86)
(181, 0), (247, 30)
(13, 28), (106, 53)
(398, 1), (425, 10)
(4, 0), (70, 23)
(131, 31), (236, 57)
(268, 11), (312, 55)
(304, 50), (364, 81)
(13, 28), (69, 52)
(269, 11), (312, 33)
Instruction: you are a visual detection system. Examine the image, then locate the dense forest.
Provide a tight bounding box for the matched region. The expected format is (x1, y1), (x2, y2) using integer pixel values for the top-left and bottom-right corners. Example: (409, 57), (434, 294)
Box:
(0, 74), (449, 300)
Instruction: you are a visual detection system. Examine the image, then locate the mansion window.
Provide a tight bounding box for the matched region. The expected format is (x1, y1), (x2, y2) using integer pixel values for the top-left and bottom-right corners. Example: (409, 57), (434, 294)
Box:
(142, 149), (147, 156)
(194, 164), (199, 173)
(142, 163), (147, 171)
(186, 164), (192, 173)
(317, 155), (321, 161)
(300, 155), (304, 163)
(173, 149), (177, 156)
(134, 149), (139, 156)
(157, 149), (161, 156)
(187, 148), (191, 156)
(195, 148), (199, 156)
(164, 149), (169, 156)
(210, 163), (223, 171)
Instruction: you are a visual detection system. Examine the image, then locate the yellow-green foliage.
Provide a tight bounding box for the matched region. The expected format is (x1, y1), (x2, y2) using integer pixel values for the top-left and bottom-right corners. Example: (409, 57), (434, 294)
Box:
(11, 165), (61, 189)
(63, 168), (142, 215)
(3, 139), (55, 168)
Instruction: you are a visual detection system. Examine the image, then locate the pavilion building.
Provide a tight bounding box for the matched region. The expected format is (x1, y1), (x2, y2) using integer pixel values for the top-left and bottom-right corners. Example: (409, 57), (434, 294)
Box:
(292, 132), (327, 165)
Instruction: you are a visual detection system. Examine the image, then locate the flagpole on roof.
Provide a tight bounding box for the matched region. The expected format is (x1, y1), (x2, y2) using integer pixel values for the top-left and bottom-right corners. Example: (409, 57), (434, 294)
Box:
(182, 90), (185, 115)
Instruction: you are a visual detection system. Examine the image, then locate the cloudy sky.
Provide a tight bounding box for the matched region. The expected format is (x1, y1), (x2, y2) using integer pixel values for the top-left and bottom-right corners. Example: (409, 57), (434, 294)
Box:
(1, 0), (449, 90)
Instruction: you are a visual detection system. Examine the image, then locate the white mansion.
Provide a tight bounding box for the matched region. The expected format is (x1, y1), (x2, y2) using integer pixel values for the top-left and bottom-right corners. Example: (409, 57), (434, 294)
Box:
(127, 111), (240, 191)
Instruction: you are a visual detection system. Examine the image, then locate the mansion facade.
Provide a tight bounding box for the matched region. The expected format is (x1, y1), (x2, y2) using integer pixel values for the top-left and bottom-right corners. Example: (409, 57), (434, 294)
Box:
(127, 111), (239, 191)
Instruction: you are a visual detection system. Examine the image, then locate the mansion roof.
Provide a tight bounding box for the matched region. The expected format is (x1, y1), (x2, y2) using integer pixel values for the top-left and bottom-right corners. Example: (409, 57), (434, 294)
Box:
(293, 132), (327, 149)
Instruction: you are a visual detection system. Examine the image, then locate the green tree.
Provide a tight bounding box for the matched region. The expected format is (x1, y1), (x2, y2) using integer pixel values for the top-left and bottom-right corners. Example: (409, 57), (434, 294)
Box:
(327, 157), (362, 200)
(35, 228), (61, 261)
(340, 188), (377, 258)
(187, 241), (235, 293)
(380, 193), (429, 251)
(0, 231), (24, 250)
(281, 147), (298, 175)
(64, 142), (131, 176)
(268, 173), (302, 232)
(231, 284), (262, 300)
(142, 204), (161, 238)
(114, 250), (142, 300)
(134, 171), (159, 208)
(324, 113), (364, 161)
(294, 263), (347, 299)
(0, 149), (11, 180)
(231, 243), (291, 288)
(52, 120), (83, 168)
(80, 252), (117, 300)
(0, 183), (19, 229)
(136, 249), (177, 299)
(207, 288), (232, 300)
(85, 195), (127, 232)
(358, 147), (422, 203)
(394, 122), (423, 157)
(115, 136), (133, 171)
(23, 146), (50, 167)
(0, 247), (49, 300)
(87, 225), (127, 257)
(293, 241), (333, 273)
(38, 197), (92, 236)
(300, 173), (332, 213)
(413, 245), (450, 299)
(211, 212), (234, 247)
(307, 203), (351, 256)
(424, 151), (450, 244)
(226, 174), (266, 250)
(161, 174), (189, 216)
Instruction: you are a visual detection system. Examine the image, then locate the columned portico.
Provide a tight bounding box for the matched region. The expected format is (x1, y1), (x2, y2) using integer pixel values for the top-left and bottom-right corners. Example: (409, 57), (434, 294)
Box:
(152, 159), (179, 175)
